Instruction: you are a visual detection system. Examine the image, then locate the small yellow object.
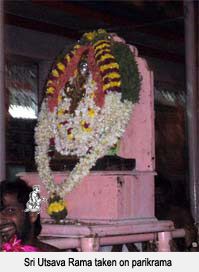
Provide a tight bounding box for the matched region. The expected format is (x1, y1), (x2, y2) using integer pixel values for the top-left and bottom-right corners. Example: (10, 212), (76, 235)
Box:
(59, 199), (67, 209)
(100, 62), (119, 72)
(90, 92), (96, 99)
(74, 69), (78, 77)
(57, 62), (65, 72)
(84, 31), (97, 41)
(47, 206), (52, 215)
(58, 95), (62, 103)
(74, 44), (81, 50)
(97, 53), (114, 63)
(52, 69), (59, 77)
(88, 108), (95, 117)
(83, 127), (92, 133)
(47, 80), (53, 86)
(65, 54), (71, 63)
(95, 42), (111, 52)
(48, 202), (58, 214)
(103, 72), (120, 80)
(57, 123), (63, 129)
(80, 120), (85, 126)
(47, 201), (66, 215)
(103, 81), (121, 91)
(46, 87), (55, 94)
(67, 133), (74, 140)
(97, 29), (107, 34)
(80, 120), (92, 132)
(57, 109), (65, 116)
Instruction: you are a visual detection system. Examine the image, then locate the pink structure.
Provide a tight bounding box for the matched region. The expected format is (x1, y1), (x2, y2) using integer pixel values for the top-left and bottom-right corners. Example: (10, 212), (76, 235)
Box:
(19, 43), (184, 251)
(20, 171), (155, 221)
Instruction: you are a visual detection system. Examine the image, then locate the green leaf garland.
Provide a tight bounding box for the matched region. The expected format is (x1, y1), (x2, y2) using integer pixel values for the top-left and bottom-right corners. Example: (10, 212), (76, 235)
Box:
(111, 42), (142, 103)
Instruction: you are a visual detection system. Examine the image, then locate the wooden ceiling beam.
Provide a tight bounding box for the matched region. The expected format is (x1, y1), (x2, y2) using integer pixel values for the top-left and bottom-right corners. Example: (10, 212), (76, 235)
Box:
(32, 0), (129, 26)
(5, 13), (80, 39)
(32, 0), (184, 43)
(5, 14), (184, 63)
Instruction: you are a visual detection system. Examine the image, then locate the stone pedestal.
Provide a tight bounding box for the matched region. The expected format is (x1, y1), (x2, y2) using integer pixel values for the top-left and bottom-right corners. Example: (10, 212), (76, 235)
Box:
(19, 170), (155, 221)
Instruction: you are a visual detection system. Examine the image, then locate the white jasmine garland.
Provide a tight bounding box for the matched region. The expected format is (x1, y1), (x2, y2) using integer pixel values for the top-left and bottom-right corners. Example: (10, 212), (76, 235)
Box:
(35, 76), (133, 197)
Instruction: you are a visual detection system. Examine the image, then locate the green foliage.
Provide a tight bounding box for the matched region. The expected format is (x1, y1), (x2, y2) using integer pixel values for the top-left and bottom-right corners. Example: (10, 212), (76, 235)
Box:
(111, 42), (142, 103)
(91, 33), (109, 45)
(107, 140), (120, 156)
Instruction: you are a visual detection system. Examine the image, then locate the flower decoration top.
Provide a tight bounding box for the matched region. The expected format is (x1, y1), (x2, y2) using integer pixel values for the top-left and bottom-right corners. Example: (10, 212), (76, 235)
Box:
(35, 29), (141, 201)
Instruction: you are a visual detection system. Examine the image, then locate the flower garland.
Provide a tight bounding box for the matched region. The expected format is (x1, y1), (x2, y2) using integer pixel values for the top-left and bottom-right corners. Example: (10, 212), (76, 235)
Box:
(1, 235), (39, 252)
(35, 30), (141, 219)
(47, 194), (67, 222)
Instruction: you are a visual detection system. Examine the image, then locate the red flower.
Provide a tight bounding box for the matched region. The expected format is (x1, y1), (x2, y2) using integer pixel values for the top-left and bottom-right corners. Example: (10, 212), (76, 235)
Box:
(2, 235), (39, 252)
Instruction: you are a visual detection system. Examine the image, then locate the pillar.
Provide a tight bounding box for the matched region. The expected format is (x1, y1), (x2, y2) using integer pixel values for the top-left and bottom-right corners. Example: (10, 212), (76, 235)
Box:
(157, 232), (172, 252)
(0, 0), (5, 181)
(184, 1), (199, 224)
(80, 237), (100, 252)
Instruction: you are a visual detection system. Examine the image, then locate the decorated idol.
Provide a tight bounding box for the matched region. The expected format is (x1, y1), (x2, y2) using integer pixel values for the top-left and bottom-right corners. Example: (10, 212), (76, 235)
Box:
(35, 29), (141, 221)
